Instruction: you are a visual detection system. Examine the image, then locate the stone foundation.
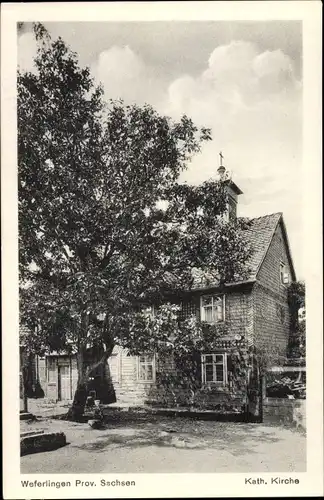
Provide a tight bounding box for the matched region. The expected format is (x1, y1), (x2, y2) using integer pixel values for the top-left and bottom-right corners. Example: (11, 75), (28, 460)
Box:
(263, 398), (306, 431)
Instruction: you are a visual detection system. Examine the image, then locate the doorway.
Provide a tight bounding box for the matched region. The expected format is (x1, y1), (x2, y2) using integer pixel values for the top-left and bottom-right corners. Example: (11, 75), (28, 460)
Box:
(58, 364), (71, 401)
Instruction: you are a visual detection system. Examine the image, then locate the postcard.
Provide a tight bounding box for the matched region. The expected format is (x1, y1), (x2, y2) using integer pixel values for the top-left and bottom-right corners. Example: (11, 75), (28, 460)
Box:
(1, 2), (323, 498)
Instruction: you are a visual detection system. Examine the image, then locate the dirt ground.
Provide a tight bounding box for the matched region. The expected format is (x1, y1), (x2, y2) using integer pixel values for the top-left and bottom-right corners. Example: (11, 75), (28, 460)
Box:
(21, 411), (306, 474)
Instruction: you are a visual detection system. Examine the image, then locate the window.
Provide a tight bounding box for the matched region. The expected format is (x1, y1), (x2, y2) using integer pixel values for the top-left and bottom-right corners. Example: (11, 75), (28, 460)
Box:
(142, 305), (155, 318)
(228, 197), (237, 221)
(137, 354), (155, 382)
(108, 352), (120, 383)
(201, 295), (225, 323)
(47, 357), (57, 383)
(223, 197), (237, 222)
(179, 300), (196, 320)
(280, 262), (290, 285)
(201, 353), (227, 384)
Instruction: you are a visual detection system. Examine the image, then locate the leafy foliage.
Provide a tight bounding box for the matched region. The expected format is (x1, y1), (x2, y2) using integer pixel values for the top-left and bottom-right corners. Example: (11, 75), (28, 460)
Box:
(18, 24), (252, 415)
(129, 306), (251, 408)
(287, 280), (306, 358)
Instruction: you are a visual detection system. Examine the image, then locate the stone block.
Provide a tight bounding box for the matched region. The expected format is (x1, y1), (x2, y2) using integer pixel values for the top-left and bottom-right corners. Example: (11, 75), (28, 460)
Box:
(292, 400), (306, 432)
(263, 398), (306, 430)
(20, 412), (35, 421)
(88, 419), (103, 429)
(20, 431), (66, 456)
(20, 429), (45, 438)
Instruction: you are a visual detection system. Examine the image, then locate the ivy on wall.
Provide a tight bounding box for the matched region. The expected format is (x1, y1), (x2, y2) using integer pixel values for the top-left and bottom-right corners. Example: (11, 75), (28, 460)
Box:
(144, 314), (252, 409)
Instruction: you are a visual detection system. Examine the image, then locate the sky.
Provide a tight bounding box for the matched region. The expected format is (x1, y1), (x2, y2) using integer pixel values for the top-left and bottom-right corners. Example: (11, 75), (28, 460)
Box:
(18, 21), (303, 278)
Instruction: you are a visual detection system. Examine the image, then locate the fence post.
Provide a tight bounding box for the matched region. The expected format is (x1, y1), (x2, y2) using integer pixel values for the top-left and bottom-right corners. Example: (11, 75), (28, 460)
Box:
(259, 373), (266, 422)
(22, 365), (29, 413)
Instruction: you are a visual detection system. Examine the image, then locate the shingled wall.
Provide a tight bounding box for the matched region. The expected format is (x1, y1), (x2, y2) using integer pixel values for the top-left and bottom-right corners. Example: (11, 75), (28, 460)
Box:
(253, 222), (292, 358)
(110, 288), (252, 409)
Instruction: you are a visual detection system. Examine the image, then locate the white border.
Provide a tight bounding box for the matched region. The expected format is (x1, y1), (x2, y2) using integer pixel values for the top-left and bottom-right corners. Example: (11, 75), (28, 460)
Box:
(1, 2), (323, 498)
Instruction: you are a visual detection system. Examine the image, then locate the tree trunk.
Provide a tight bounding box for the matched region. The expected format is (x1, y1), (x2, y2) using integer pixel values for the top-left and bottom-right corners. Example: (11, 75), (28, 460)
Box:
(66, 342), (116, 421)
(21, 352), (34, 411)
(22, 374), (28, 413)
(66, 347), (88, 421)
(246, 358), (262, 423)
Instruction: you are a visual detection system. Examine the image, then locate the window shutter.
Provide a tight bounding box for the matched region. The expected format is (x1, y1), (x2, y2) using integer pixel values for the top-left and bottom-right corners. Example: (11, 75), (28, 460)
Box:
(226, 353), (233, 372)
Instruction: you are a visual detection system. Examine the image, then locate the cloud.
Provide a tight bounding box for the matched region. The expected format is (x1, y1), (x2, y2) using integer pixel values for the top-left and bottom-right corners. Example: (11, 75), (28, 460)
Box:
(90, 45), (165, 106)
(163, 41), (303, 277)
(16, 34), (303, 277)
(166, 40), (300, 121)
(17, 32), (38, 73)
(163, 40), (301, 193)
(95, 45), (144, 82)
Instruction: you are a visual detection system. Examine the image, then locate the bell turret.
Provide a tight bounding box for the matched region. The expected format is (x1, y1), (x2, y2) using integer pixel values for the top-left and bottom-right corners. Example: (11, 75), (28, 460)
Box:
(217, 151), (243, 221)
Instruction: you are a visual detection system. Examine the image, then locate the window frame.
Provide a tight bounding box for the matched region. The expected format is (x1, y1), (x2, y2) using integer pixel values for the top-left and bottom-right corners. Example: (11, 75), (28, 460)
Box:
(228, 196), (237, 222)
(47, 356), (57, 384)
(108, 350), (121, 384)
(142, 305), (155, 319)
(201, 353), (227, 386)
(137, 353), (156, 383)
(200, 294), (225, 324)
(280, 262), (290, 285)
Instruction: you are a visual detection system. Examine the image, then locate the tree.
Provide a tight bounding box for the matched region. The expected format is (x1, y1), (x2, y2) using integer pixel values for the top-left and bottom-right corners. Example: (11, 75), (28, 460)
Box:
(18, 24), (252, 419)
(288, 280), (306, 359)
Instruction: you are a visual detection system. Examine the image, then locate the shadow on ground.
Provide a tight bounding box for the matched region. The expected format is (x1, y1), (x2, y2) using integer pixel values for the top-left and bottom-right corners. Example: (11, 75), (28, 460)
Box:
(67, 413), (286, 457)
(21, 411), (306, 474)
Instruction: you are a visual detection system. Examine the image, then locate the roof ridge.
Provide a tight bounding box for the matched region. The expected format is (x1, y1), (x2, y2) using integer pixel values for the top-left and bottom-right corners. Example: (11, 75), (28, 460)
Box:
(239, 212), (283, 222)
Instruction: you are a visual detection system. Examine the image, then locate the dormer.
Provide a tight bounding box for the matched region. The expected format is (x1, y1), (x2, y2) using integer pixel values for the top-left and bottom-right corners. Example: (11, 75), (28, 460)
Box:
(218, 152), (243, 222)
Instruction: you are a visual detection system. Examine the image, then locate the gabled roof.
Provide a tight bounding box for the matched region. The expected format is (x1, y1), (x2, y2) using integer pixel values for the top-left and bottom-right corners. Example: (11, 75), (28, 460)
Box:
(242, 212), (283, 279)
(243, 212), (296, 282)
(224, 179), (243, 195)
(191, 212), (296, 290)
